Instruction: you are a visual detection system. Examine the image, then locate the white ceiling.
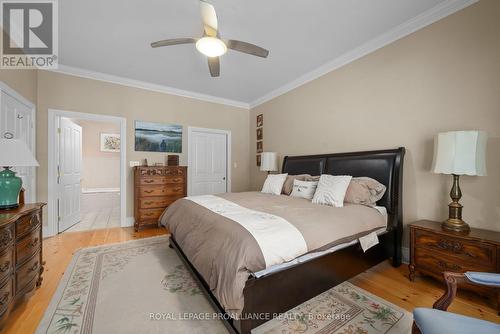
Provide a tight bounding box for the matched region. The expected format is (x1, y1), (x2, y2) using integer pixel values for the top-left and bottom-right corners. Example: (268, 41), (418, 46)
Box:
(58, 0), (473, 107)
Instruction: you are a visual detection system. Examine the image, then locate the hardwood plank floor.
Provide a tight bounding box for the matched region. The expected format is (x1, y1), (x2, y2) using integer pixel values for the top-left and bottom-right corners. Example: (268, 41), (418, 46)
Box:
(2, 227), (499, 333)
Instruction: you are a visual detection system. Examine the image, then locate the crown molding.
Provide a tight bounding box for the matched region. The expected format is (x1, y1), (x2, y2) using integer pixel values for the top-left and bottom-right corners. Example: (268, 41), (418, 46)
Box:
(248, 0), (479, 108)
(46, 65), (250, 109)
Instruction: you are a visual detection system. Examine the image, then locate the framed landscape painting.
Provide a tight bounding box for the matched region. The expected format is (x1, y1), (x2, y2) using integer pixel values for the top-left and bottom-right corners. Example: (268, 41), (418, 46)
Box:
(135, 121), (182, 153)
(100, 133), (120, 152)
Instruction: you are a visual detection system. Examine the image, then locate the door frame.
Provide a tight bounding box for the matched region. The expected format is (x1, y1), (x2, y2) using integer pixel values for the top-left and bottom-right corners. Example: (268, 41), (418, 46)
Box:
(46, 109), (127, 237)
(0, 81), (37, 203)
(187, 126), (231, 196)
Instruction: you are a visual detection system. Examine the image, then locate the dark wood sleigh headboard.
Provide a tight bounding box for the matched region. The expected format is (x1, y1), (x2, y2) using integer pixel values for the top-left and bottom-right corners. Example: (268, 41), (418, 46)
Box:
(282, 147), (405, 258)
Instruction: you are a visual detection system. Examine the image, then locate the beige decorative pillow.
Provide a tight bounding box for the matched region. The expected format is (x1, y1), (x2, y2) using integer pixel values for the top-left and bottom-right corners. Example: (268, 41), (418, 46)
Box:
(306, 175), (321, 182)
(344, 177), (386, 206)
(282, 174), (311, 195)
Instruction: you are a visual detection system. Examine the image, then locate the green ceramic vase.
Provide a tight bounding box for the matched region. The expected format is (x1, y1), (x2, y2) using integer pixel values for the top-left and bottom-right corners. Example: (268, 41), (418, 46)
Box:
(0, 167), (22, 209)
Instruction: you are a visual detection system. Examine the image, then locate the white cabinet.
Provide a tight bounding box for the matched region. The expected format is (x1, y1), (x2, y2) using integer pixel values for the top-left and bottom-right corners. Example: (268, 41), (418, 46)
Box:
(0, 84), (36, 202)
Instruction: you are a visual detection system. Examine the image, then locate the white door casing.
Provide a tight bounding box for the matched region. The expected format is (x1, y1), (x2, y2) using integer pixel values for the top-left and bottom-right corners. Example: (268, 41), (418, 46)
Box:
(0, 84), (36, 202)
(47, 109), (127, 238)
(57, 118), (82, 232)
(188, 127), (231, 196)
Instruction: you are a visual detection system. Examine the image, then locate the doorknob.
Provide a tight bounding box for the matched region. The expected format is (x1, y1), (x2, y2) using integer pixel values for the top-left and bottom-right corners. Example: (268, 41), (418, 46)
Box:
(222, 177), (226, 180)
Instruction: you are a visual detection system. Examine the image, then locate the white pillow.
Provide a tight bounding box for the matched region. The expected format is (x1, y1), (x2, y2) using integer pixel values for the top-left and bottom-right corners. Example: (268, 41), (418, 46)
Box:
(312, 175), (352, 207)
(290, 180), (318, 200)
(261, 173), (288, 195)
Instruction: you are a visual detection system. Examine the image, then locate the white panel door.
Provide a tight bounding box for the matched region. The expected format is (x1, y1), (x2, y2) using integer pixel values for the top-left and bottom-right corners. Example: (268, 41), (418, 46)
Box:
(190, 130), (227, 196)
(58, 118), (82, 232)
(0, 91), (35, 201)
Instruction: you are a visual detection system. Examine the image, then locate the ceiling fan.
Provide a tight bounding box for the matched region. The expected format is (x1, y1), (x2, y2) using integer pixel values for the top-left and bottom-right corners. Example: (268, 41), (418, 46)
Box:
(150, 0), (269, 77)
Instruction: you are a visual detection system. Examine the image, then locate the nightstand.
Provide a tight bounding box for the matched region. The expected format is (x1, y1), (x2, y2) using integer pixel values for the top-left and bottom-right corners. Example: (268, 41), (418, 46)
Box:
(409, 220), (500, 314)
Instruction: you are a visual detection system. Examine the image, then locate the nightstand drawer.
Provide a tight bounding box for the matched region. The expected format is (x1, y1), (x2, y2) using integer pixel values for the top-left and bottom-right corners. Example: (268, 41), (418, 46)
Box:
(415, 248), (495, 274)
(16, 227), (40, 265)
(15, 212), (40, 239)
(415, 229), (496, 266)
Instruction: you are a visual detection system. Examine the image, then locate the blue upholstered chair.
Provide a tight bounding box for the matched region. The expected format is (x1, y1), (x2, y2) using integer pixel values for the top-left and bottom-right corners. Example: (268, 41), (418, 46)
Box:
(412, 271), (500, 334)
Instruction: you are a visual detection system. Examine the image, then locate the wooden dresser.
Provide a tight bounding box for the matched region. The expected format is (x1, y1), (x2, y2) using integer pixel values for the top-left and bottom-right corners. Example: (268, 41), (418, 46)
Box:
(133, 166), (187, 231)
(0, 202), (45, 328)
(409, 220), (500, 312)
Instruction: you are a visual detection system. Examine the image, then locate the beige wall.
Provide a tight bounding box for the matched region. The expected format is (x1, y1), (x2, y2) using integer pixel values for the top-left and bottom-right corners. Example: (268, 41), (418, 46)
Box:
(250, 0), (500, 246)
(70, 119), (121, 189)
(0, 69), (37, 104)
(36, 70), (250, 219)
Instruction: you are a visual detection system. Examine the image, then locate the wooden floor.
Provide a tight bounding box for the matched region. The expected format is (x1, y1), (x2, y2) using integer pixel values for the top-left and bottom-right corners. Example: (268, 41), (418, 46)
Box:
(3, 227), (499, 333)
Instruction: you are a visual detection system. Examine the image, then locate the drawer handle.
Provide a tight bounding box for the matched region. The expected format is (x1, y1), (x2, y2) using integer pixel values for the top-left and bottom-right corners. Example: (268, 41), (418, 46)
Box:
(143, 213), (154, 217)
(28, 238), (39, 248)
(0, 261), (10, 273)
(143, 201), (154, 205)
(437, 260), (461, 271)
(144, 190), (154, 194)
(0, 230), (12, 247)
(0, 292), (9, 306)
(144, 179), (154, 183)
(172, 188), (182, 192)
(28, 262), (39, 273)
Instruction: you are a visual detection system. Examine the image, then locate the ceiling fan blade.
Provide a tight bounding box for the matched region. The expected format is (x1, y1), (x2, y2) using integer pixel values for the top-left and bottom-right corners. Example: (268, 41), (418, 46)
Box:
(151, 38), (196, 48)
(200, 1), (218, 37)
(226, 40), (269, 58)
(208, 57), (220, 77)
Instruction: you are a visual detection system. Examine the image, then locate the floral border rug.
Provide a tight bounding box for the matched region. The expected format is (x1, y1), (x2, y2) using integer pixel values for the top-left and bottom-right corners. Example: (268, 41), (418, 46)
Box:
(36, 236), (412, 334)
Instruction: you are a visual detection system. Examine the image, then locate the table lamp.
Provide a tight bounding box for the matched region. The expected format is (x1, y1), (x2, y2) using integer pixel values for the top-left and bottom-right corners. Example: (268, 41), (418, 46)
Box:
(0, 139), (39, 209)
(260, 152), (278, 174)
(431, 130), (487, 233)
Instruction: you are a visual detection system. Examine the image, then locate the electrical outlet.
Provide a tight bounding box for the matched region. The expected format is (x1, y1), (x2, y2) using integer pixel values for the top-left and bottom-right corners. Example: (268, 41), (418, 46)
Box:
(129, 161), (140, 167)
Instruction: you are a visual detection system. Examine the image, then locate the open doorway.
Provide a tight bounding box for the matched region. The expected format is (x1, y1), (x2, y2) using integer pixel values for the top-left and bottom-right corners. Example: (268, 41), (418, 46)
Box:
(47, 110), (126, 237)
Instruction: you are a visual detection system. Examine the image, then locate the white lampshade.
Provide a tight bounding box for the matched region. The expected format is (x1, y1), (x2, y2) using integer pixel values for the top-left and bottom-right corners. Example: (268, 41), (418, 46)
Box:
(0, 139), (39, 167)
(431, 131), (487, 176)
(260, 152), (278, 172)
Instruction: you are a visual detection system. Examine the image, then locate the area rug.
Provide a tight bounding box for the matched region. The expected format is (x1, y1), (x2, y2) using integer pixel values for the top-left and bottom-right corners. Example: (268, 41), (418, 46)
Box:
(36, 236), (412, 334)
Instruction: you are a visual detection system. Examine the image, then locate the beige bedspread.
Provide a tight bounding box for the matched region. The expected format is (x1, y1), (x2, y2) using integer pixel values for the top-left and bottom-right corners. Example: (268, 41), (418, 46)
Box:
(159, 191), (386, 316)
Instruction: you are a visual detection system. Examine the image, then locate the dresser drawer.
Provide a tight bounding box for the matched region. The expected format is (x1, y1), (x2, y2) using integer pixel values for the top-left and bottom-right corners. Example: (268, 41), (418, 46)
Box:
(139, 185), (184, 197)
(15, 212), (40, 238)
(15, 251), (40, 293)
(0, 248), (13, 283)
(415, 247), (495, 274)
(0, 226), (14, 253)
(0, 278), (13, 315)
(138, 208), (165, 221)
(16, 227), (40, 265)
(139, 197), (178, 209)
(139, 168), (165, 176)
(414, 229), (496, 266)
(139, 176), (185, 186)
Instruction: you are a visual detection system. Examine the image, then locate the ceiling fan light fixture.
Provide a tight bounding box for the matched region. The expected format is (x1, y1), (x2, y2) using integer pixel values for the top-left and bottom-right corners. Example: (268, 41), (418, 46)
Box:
(196, 37), (227, 57)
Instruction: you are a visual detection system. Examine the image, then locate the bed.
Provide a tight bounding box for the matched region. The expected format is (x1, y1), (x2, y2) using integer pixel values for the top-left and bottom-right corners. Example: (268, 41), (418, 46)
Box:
(162, 148), (405, 334)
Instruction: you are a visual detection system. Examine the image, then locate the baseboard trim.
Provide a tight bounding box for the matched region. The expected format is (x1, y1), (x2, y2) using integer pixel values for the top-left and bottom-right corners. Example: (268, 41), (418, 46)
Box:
(402, 246), (410, 264)
(124, 217), (135, 227)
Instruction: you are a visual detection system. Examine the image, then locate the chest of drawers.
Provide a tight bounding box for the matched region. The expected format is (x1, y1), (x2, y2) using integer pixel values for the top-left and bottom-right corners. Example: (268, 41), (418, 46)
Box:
(133, 166), (187, 231)
(0, 203), (45, 328)
(409, 220), (500, 313)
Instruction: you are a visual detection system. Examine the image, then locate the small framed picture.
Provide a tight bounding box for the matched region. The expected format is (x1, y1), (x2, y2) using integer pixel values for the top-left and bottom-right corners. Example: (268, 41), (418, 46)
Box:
(256, 128), (263, 141)
(100, 133), (120, 152)
(257, 114), (263, 127)
(256, 141), (263, 153)
(256, 154), (261, 167)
